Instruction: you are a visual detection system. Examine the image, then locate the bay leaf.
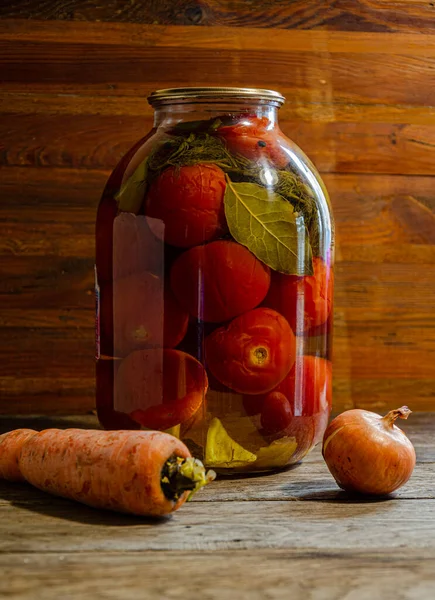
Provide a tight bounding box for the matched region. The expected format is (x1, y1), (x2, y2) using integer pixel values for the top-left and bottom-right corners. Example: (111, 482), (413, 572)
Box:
(224, 178), (313, 276)
(115, 157), (149, 213)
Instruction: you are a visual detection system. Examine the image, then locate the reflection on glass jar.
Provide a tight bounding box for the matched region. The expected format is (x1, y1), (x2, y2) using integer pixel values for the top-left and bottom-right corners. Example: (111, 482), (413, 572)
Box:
(95, 87), (334, 473)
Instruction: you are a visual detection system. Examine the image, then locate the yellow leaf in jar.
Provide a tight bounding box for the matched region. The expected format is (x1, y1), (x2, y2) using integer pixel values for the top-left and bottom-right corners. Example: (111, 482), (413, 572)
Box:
(219, 414), (265, 452)
(205, 418), (257, 468)
(164, 424), (181, 439)
(254, 437), (298, 468)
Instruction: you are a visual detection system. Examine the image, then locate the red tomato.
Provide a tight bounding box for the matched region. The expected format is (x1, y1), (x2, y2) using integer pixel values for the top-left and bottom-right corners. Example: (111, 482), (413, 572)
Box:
(243, 356), (332, 418)
(163, 286), (190, 349)
(264, 256), (333, 334)
(260, 392), (293, 434)
(115, 349), (208, 430)
(205, 307), (296, 394)
(112, 213), (164, 281)
(258, 356), (332, 446)
(218, 116), (290, 168)
(96, 359), (140, 430)
(170, 241), (271, 323)
(273, 355), (332, 415)
(256, 356), (331, 457)
(115, 272), (163, 356)
(259, 400), (318, 460)
(283, 416), (316, 462)
(145, 164), (227, 248)
(101, 273), (189, 357)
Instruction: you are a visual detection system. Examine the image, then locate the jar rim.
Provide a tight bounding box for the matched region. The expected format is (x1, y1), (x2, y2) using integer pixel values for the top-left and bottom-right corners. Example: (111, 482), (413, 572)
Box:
(147, 87), (285, 108)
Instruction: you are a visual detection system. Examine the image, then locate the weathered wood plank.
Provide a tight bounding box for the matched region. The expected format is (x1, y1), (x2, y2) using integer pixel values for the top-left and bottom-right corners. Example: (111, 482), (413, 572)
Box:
(1, 550), (435, 600)
(3, 114), (435, 175)
(2, 21), (435, 58)
(0, 166), (108, 207)
(0, 386), (95, 415)
(0, 256), (94, 309)
(3, 91), (435, 125)
(0, 491), (434, 552)
(0, 309), (93, 329)
(2, 220), (95, 257)
(2, 12), (435, 38)
(0, 328), (94, 378)
(1, 27), (435, 108)
(1, 414), (430, 597)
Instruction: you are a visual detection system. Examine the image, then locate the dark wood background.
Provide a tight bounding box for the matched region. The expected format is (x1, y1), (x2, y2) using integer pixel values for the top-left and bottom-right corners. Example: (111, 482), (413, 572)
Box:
(1, 1), (435, 415)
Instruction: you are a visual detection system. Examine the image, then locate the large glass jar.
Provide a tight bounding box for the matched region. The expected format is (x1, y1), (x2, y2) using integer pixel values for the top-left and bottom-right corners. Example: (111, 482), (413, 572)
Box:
(95, 87), (334, 473)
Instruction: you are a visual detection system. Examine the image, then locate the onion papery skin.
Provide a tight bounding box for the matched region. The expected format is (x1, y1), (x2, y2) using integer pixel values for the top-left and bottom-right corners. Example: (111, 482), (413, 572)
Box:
(322, 408), (416, 496)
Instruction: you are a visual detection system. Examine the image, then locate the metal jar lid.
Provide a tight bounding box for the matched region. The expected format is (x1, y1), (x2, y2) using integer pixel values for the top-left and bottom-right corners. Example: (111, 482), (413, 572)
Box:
(147, 87), (285, 108)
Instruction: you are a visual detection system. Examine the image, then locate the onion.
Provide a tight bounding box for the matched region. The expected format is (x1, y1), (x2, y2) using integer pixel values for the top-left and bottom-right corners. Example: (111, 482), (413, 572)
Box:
(322, 406), (416, 496)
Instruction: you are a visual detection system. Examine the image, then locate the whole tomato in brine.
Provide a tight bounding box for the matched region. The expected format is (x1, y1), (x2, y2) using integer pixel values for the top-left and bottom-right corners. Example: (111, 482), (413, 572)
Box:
(246, 355), (332, 419)
(205, 307), (296, 395)
(272, 355), (332, 416)
(170, 241), (271, 323)
(101, 272), (189, 357)
(145, 164), (227, 248)
(116, 348), (208, 431)
(218, 116), (290, 169)
(255, 356), (332, 461)
(264, 256), (333, 334)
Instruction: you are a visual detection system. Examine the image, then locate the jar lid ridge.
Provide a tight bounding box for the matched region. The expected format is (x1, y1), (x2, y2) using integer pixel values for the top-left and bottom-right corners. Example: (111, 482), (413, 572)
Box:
(148, 87), (285, 107)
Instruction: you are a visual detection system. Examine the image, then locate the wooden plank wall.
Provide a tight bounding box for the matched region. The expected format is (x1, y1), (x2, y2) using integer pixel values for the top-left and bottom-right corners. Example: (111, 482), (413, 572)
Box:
(1, 1), (435, 415)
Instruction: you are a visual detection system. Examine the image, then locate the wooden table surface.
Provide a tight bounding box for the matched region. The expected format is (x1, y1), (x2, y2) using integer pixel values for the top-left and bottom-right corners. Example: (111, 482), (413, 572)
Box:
(1, 413), (434, 599)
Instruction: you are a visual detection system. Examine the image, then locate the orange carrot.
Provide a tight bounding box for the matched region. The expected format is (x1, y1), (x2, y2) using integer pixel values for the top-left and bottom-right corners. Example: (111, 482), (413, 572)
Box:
(0, 428), (214, 516)
(0, 429), (37, 482)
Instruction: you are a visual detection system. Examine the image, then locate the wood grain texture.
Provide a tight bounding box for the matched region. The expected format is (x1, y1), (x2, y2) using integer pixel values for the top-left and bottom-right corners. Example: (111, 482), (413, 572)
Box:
(0, 17), (434, 414)
(0, 414), (434, 600)
(1, 0), (435, 33)
(3, 90), (435, 125)
(4, 21), (435, 53)
(2, 31), (435, 109)
(1, 552), (434, 600)
(1, 499), (435, 550)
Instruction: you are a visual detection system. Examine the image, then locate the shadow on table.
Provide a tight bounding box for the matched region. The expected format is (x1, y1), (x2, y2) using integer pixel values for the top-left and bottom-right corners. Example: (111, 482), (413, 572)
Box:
(0, 415), (99, 435)
(214, 461), (303, 480)
(297, 489), (396, 504)
(0, 480), (170, 526)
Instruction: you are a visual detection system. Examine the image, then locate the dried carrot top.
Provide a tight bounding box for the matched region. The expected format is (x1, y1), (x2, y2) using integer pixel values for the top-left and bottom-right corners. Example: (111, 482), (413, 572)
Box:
(161, 455), (215, 501)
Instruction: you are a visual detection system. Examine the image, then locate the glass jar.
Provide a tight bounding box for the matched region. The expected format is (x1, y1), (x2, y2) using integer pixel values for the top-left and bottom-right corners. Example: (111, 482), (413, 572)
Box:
(95, 87), (334, 473)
